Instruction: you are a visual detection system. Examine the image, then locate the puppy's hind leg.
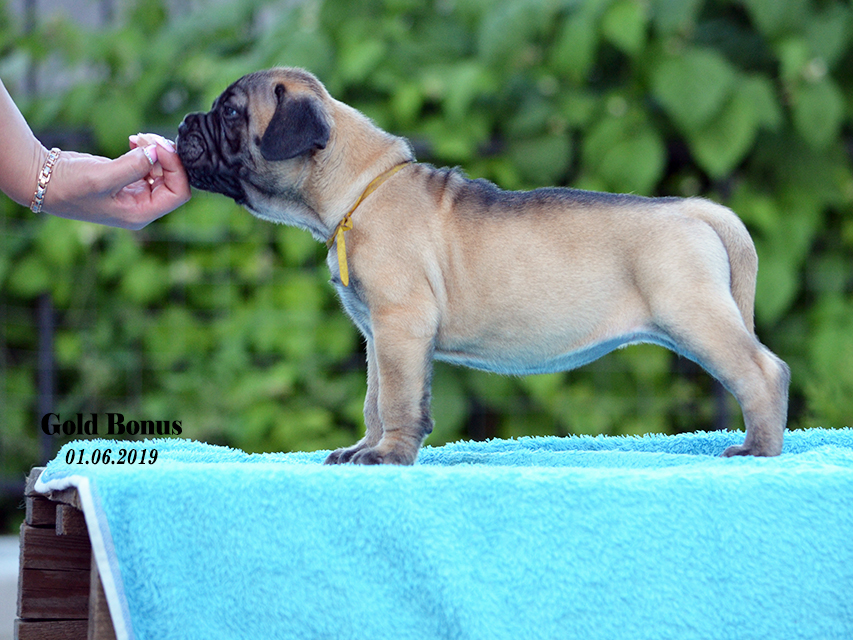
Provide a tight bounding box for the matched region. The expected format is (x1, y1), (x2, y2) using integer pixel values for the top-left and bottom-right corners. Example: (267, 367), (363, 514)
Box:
(325, 339), (384, 464)
(664, 308), (790, 457)
(718, 342), (790, 457)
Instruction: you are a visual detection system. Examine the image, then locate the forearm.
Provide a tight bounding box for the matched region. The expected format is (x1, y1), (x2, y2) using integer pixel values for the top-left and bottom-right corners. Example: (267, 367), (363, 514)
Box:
(1, 78), (190, 227)
(0, 78), (48, 208)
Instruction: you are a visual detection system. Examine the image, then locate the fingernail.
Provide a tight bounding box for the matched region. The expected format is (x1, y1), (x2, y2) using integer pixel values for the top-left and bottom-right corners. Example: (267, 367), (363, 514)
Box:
(142, 144), (158, 166)
(129, 134), (139, 146)
(154, 136), (176, 153)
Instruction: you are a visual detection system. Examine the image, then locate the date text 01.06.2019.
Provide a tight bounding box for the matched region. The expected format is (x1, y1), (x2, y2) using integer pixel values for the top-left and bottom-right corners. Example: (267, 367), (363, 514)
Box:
(65, 448), (158, 465)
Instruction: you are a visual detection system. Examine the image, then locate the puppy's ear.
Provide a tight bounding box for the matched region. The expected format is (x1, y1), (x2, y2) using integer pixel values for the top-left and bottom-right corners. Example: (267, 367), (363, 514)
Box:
(260, 85), (330, 161)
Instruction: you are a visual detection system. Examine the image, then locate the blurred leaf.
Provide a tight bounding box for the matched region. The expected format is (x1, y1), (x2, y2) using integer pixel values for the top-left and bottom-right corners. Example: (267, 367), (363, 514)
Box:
(144, 307), (208, 369)
(807, 254), (848, 295)
(477, 0), (550, 68)
(90, 88), (145, 156)
(550, 10), (600, 82)
(316, 315), (359, 360)
(256, 13), (334, 75)
(649, 0), (703, 35)
(583, 113), (665, 193)
(792, 78), (844, 150)
(805, 297), (853, 427)
(269, 406), (336, 452)
(442, 62), (495, 122)
(6, 254), (51, 298)
(509, 132), (572, 185)
(121, 256), (169, 304)
(739, 74), (782, 131)
(390, 81), (424, 127)
(338, 32), (386, 83)
(464, 370), (518, 414)
(55, 331), (83, 367)
(36, 216), (82, 268)
(651, 48), (735, 132)
(776, 37), (811, 84)
(430, 365), (469, 445)
(754, 240), (800, 325)
(128, 0), (168, 33)
(275, 225), (323, 267)
(518, 371), (563, 401)
(617, 344), (670, 383)
(806, 3), (851, 68)
(419, 114), (489, 162)
(502, 411), (560, 439)
(729, 183), (780, 235)
(743, 0), (810, 38)
(559, 89), (599, 128)
(689, 84), (760, 178)
(602, 0), (648, 56)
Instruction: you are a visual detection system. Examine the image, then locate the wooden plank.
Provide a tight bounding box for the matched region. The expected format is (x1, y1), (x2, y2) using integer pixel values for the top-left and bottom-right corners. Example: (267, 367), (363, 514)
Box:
(19, 523), (91, 571)
(17, 568), (90, 619)
(24, 468), (45, 497)
(46, 488), (83, 510)
(14, 619), (87, 640)
(26, 497), (56, 527)
(88, 555), (117, 640)
(25, 467), (83, 509)
(56, 505), (87, 537)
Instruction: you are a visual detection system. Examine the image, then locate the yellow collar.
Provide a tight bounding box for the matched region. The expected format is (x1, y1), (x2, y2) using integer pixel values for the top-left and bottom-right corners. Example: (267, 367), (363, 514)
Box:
(326, 161), (411, 286)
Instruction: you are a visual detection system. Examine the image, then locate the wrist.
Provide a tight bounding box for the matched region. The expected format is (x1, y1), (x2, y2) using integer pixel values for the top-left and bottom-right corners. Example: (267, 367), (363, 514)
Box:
(30, 147), (61, 213)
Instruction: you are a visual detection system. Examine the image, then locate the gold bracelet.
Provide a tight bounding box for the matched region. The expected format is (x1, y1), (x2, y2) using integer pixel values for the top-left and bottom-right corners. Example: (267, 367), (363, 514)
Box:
(30, 147), (61, 213)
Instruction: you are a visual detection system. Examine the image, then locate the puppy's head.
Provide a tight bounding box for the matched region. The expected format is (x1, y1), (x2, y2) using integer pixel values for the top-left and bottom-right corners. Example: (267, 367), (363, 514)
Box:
(176, 68), (331, 208)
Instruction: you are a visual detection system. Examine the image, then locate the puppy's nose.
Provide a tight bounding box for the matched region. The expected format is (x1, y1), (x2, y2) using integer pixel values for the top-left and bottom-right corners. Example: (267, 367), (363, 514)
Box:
(176, 114), (196, 140)
(176, 115), (206, 165)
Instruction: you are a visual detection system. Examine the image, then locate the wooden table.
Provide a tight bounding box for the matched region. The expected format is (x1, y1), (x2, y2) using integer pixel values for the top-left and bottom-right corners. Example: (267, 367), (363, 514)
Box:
(15, 468), (117, 640)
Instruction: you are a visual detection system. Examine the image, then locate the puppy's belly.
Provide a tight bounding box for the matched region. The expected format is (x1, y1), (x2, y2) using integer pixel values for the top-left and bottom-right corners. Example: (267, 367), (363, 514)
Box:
(434, 330), (678, 376)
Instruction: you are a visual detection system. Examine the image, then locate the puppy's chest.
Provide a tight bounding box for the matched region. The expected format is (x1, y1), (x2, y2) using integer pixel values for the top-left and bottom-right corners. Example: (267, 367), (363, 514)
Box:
(331, 278), (373, 340)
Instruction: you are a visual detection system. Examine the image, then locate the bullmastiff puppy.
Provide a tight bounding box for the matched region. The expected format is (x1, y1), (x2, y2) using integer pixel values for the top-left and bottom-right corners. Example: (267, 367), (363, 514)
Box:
(176, 67), (790, 464)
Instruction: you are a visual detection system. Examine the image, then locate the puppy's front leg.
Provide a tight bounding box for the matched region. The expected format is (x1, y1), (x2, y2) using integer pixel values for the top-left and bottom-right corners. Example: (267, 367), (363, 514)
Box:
(325, 339), (383, 464)
(350, 307), (436, 465)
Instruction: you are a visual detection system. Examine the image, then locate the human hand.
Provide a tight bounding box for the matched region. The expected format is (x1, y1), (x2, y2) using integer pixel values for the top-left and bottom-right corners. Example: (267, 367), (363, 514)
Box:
(42, 134), (191, 229)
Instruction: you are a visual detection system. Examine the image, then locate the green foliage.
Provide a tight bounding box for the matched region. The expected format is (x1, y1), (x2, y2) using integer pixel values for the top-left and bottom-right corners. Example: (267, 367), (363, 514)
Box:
(2, 0), (853, 492)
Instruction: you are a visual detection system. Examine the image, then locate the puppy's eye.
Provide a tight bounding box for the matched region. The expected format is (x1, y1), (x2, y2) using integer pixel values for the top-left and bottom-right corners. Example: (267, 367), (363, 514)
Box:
(223, 106), (241, 121)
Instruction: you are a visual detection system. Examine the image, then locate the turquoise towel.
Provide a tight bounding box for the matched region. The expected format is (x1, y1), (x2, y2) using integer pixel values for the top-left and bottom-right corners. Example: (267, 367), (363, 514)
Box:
(36, 429), (853, 640)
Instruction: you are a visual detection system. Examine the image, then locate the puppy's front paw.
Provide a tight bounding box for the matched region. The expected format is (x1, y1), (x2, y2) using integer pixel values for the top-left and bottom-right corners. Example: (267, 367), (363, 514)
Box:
(722, 444), (751, 457)
(351, 448), (385, 465)
(324, 445), (364, 465)
(351, 446), (416, 466)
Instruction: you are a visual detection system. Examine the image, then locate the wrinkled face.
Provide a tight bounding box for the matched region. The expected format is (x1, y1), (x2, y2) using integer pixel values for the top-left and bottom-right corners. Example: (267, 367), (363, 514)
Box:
(176, 68), (331, 206)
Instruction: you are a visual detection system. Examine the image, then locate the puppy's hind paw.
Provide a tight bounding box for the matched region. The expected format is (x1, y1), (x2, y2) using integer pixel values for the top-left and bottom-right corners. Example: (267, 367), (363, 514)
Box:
(721, 441), (782, 457)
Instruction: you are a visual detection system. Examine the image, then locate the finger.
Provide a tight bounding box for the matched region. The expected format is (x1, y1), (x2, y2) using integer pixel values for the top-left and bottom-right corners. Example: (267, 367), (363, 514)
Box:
(131, 133), (176, 153)
(142, 145), (164, 179)
(96, 146), (159, 195)
(149, 133), (176, 152)
(154, 145), (191, 202)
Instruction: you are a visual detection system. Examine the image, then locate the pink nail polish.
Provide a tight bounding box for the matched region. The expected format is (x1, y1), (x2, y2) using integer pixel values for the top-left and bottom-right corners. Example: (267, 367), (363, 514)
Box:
(155, 137), (176, 153)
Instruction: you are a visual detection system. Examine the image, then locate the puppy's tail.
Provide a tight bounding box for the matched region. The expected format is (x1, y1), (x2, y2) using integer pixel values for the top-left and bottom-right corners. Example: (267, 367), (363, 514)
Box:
(684, 198), (758, 335)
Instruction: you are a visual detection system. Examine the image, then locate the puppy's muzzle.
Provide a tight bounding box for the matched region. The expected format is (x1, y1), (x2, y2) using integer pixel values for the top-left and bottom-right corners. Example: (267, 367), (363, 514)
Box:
(176, 113), (248, 204)
(176, 116), (207, 164)
(176, 113), (212, 167)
